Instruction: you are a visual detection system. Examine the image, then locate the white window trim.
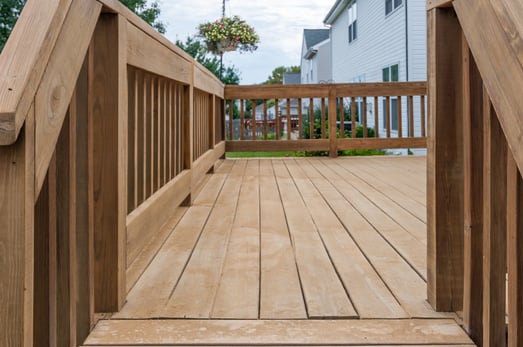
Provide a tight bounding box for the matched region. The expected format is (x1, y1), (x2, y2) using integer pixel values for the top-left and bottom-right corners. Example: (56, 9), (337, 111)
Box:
(385, 0), (403, 17)
(347, 1), (357, 44)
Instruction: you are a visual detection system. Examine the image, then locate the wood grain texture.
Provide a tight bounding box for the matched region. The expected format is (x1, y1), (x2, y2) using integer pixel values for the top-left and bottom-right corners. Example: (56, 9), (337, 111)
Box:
(454, 0), (523, 175)
(482, 96), (508, 347)
(426, 7), (464, 311)
(0, 0), (72, 145)
(0, 104), (34, 347)
(224, 82), (426, 100)
(291, 160), (408, 319)
(272, 160), (356, 318)
(90, 13), (127, 312)
(507, 153), (523, 347)
(84, 319), (473, 346)
(126, 171), (191, 267)
(461, 41), (484, 346)
(258, 160), (306, 319)
(34, 0), (101, 197)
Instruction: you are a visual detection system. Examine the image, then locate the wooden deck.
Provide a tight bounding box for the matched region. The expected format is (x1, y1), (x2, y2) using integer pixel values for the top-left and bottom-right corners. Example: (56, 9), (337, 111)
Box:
(84, 156), (474, 346)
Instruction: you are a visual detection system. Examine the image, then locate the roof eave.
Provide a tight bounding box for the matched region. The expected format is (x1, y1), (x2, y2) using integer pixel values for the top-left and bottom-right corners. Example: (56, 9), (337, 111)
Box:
(323, 0), (349, 25)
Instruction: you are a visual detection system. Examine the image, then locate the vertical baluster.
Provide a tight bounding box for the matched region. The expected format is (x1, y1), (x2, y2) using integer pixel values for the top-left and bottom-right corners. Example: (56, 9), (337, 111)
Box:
(482, 96), (508, 347)
(158, 79), (165, 188)
(321, 98), (326, 138)
(127, 68), (136, 212)
(385, 96), (391, 138)
(507, 153), (523, 347)
(286, 98), (291, 140)
(309, 98), (314, 139)
(397, 95), (403, 138)
(409, 96), (414, 137)
(252, 99), (257, 140)
(351, 97), (356, 138)
(421, 95), (426, 137)
(363, 96), (368, 138)
(240, 99), (245, 140)
(339, 97), (345, 139)
(374, 95), (379, 138)
(275, 99), (279, 139)
(298, 98), (303, 139)
(263, 100), (268, 140)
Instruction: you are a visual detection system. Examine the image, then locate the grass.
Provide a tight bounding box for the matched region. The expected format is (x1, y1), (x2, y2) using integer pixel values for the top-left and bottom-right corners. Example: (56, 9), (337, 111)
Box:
(225, 149), (386, 158)
(226, 151), (297, 158)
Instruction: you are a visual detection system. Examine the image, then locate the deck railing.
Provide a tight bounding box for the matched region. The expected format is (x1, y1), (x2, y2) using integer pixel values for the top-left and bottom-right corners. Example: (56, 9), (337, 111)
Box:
(224, 83), (427, 156)
(0, 0), (225, 345)
(427, 1), (523, 346)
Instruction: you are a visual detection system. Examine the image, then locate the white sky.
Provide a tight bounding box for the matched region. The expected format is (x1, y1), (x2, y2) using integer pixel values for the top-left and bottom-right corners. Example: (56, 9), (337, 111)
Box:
(158, 0), (335, 85)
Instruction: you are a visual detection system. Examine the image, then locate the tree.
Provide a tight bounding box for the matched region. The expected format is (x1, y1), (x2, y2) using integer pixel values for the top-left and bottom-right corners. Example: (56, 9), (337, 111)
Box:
(0, 0), (165, 53)
(176, 36), (241, 85)
(263, 65), (300, 85)
(119, 0), (166, 34)
(0, 0), (25, 52)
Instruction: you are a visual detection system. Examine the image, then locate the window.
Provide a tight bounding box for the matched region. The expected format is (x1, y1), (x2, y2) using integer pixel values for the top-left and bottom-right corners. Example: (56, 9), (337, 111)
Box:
(348, 1), (357, 43)
(382, 64), (399, 131)
(385, 0), (402, 15)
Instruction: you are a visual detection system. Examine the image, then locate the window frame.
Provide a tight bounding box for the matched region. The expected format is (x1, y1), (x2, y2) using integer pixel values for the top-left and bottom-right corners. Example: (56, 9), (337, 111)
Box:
(385, 0), (403, 16)
(382, 63), (400, 131)
(347, 1), (357, 44)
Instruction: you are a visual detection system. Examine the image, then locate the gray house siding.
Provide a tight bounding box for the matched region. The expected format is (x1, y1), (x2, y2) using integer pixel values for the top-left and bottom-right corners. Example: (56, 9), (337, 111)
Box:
(327, 0), (426, 146)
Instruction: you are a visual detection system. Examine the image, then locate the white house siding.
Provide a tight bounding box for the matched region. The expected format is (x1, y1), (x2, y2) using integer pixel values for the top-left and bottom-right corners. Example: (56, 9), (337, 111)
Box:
(328, 0), (427, 151)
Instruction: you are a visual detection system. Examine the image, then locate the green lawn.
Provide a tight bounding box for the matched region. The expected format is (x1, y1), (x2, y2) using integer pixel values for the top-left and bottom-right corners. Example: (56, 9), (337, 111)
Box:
(225, 149), (386, 158)
(226, 151), (297, 158)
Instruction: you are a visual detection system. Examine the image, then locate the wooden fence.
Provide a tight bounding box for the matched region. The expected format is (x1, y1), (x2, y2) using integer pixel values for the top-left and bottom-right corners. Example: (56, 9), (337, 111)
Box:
(427, 1), (523, 346)
(224, 83), (427, 155)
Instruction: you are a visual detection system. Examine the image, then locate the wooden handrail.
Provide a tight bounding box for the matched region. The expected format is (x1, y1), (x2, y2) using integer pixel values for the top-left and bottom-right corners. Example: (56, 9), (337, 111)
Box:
(0, 0), (73, 145)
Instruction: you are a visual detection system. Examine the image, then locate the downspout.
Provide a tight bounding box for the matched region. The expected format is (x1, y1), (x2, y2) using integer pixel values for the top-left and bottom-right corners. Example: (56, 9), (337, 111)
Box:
(405, 0), (409, 81)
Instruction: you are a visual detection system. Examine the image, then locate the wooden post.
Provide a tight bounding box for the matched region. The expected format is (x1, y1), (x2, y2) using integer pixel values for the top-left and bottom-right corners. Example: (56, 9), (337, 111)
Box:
(426, 7), (464, 311)
(89, 13), (127, 312)
(507, 152), (523, 347)
(328, 87), (338, 157)
(461, 38), (484, 345)
(0, 106), (35, 347)
(482, 95), (507, 347)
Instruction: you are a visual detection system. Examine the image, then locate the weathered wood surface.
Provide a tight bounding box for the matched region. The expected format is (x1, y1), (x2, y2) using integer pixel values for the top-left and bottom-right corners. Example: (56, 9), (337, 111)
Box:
(112, 157), (451, 322)
(426, 7), (464, 312)
(84, 319), (473, 346)
(0, 0), (73, 145)
(454, 0), (523, 175)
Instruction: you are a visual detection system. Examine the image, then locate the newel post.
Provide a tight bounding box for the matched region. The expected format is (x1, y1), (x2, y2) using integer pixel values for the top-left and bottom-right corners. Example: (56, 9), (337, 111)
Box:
(89, 12), (128, 312)
(0, 108), (35, 347)
(426, 6), (464, 311)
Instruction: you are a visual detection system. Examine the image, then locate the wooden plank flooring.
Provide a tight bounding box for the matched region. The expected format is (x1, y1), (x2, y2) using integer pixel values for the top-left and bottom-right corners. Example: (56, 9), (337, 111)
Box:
(89, 157), (474, 346)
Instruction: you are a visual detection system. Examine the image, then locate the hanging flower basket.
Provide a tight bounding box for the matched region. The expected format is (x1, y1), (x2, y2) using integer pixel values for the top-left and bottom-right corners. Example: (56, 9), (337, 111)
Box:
(198, 15), (260, 54)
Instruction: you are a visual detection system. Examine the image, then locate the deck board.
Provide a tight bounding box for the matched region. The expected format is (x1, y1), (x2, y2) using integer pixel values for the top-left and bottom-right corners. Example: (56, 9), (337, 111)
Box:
(88, 157), (473, 346)
(84, 319), (473, 346)
(259, 160), (307, 319)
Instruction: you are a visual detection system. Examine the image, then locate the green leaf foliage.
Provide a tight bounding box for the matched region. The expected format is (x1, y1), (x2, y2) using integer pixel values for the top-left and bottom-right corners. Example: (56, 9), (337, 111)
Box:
(176, 36), (241, 85)
(119, 0), (166, 34)
(263, 66), (301, 85)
